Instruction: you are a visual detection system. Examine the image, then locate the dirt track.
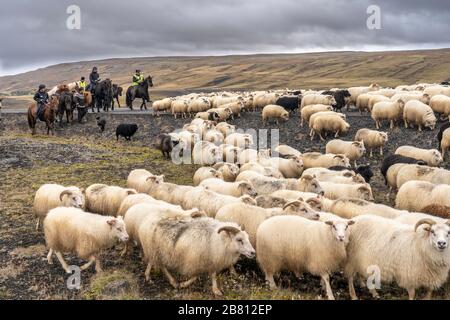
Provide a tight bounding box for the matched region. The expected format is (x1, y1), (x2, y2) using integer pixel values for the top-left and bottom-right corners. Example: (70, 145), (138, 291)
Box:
(0, 108), (449, 300)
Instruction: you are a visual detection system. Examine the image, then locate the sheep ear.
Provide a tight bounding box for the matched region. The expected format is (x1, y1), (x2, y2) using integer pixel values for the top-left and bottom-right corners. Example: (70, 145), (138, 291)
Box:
(107, 219), (117, 226)
(218, 226), (241, 236)
(79, 188), (85, 194)
(325, 221), (334, 226)
(126, 189), (137, 195)
(59, 190), (72, 201)
(297, 196), (304, 202)
(146, 176), (157, 182)
(347, 220), (355, 226)
(190, 211), (206, 218)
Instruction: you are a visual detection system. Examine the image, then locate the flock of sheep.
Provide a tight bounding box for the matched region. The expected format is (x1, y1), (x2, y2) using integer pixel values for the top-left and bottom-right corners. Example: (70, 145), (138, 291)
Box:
(31, 81), (450, 300)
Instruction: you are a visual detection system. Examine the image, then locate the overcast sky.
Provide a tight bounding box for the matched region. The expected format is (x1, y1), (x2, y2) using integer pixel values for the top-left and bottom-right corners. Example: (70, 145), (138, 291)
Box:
(1, 0), (450, 75)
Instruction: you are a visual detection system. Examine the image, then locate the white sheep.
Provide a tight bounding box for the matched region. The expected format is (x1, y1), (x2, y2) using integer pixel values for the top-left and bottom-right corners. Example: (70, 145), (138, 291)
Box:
(182, 186), (256, 217)
(302, 152), (351, 169)
(300, 104), (333, 127)
(396, 164), (450, 189)
(213, 162), (240, 182)
(127, 169), (164, 194)
(256, 215), (355, 300)
(300, 94), (336, 109)
(395, 146), (443, 167)
(310, 114), (350, 141)
(258, 156), (304, 178)
(274, 145), (301, 157)
(215, 122), (236, 137)
(204, 129), (225, 146)
(225, 133), (254, 149)
(33, 184), (85, 230)
(371, 99), (405, 129)
(236, 171), (323, 195)
(441, 128), (450, 160)
(192, 141), (222, 165)
(139, 216), (255, 295)
(330, 197), (401, 219)
(396, 181), (450, 212)
(430, 95), (450, 120)
(344, 215), (450, 300)
(216, 200), (319, 247)
(403, 100), (437, 131)
(319, 181), (374, 201)
(117, 193), (167, 217)
(354, 129), (388, 157)
(220, 144), (241, 163)
(85, 184), (137, 216)
(262, 104), (289, 124)
(44, 207), (129, 273)
(325, 140), (365, 167)
(193, 167), (224, 186)
(149, 181), (195, 207)
(271, 189), (334, 212)
(200, 178), (257, 197)
(239, 162), (284, 178)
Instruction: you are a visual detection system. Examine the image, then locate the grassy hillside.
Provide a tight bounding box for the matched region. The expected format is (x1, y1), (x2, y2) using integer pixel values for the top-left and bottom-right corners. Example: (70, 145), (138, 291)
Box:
(1, 49), (450, 99)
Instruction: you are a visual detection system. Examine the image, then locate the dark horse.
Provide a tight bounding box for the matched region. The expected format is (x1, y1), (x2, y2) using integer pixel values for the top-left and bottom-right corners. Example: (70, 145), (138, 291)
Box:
(92, 79), (113, 113)
(27, 96), (59, 135)
(126, 76), (153, 110)
(112, 84), (123, 109)
(58, 91), (74, 127)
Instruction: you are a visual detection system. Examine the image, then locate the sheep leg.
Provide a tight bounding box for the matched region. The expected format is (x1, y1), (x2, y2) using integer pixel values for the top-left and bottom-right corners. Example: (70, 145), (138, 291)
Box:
(334, 131), (339, 138)
(55, 252), (71, 273)
(321, 274), (335, 300)
(80, 256), (96, 271)
(179, 277), (198, 289)
(265, 273), (277, 290)
(370, 149), (373, 157)
(348, 275), (358, 300)
(404, 119), (408, 128)
(379, 147), (383, 156)
(390, 120), (395, 129)
(418, 124), (422, 132)
(319, 133), (326, 141)
(95, 258), (103, 273)
(144, 263), (152, 282)
(369, 288), (380, 299)
(211, 272), (223, 296)
(162, 267), (179, 289)
(407, 288), (415, 300)
(47, 249), (54, 265)
(310, 131), (315, 141)
(35, 217), (41, 231)
(423, 289), (433, 300)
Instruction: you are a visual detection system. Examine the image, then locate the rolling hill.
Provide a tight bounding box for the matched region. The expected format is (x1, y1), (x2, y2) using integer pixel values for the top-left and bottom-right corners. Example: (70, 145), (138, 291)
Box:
(1, 48), (450, 101)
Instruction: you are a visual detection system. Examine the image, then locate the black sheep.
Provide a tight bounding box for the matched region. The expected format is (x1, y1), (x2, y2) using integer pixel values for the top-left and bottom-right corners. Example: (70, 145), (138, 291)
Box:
(329, 164), (374, 183)
(322, 90), (351, 112)
(275, 96), (301, 113)
(437, 122), (450, 150)
(154, 133), (179, 159)
(116, 123), (138, 141)
(96, 117), (106, 133)
(379, 154), (427, 185)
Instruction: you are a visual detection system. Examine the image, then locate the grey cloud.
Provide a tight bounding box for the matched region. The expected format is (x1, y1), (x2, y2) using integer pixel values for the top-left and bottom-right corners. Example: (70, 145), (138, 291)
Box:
(1, 0), (450, 75)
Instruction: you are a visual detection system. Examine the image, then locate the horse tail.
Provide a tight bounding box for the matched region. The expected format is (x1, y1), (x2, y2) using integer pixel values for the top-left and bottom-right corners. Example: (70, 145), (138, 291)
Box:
(126, 88), (132, 107)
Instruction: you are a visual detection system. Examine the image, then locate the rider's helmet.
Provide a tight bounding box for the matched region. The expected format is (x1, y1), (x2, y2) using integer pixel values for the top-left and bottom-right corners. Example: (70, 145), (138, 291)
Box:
(92, 67), (98, 72)
(136, 69), (141, 73)
(38, 84), (46, 90)
(81, 77), (85, 81)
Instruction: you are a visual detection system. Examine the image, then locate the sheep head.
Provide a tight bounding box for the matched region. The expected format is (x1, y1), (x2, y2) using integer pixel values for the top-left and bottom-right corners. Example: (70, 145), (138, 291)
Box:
(325, 219), (355, 243)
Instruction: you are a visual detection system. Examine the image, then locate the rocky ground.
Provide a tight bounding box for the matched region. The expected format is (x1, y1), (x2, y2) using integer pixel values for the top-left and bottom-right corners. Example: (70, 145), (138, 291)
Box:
(0, 107), (449, 300)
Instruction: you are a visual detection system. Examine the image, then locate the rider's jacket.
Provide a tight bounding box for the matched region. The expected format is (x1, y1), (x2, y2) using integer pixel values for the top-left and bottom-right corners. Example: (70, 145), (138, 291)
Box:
(33, 91), (49, 104)
(78, 80), (87, 90)
(89, 72), (100, 84)
(132, 74), (144, 86)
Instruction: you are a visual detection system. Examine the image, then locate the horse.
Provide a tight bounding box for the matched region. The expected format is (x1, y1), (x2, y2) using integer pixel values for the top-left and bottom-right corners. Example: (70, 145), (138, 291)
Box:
(57, 91), (74, 126)
(112, 84), (123, 109)
(126, 76), (153, 110)
(27, 96), (59, 135)
(48, 83), (75, 96)
(92, 79), (113, 113)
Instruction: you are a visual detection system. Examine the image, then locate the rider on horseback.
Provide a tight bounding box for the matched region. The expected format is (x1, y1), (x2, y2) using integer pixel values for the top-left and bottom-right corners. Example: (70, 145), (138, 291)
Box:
(88, 67), (100, 92)
(132, 69), (144, 86)
(33, 84), (49, 121)
(78, 77), (87, 92)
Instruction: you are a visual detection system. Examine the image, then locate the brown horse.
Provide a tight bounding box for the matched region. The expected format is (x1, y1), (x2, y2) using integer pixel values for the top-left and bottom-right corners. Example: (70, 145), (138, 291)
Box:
(27, 96), (59, 135)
